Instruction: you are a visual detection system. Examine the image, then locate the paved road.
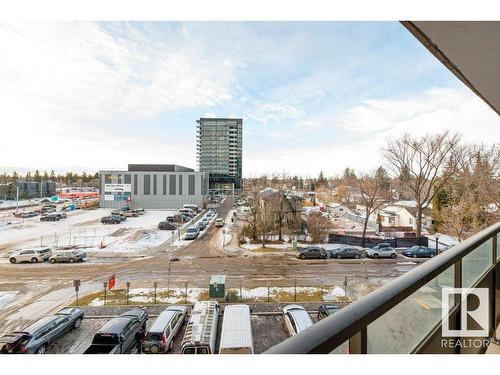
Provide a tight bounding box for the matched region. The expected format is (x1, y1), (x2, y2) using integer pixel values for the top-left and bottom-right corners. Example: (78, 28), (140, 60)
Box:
(0, 194), (429, 337)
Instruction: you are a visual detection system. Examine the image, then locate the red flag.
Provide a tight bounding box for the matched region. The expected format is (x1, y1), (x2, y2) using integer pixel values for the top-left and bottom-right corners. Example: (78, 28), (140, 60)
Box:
(108, 274), (116, 290)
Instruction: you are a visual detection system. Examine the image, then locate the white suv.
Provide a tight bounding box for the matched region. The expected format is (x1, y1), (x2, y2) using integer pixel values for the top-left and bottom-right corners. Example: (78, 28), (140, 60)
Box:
(9, 247), (53, 264)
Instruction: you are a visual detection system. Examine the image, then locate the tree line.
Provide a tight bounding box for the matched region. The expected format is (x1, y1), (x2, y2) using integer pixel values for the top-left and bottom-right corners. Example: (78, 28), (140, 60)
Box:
(0, 170), (99, 185)
(242, 132), (499, 243)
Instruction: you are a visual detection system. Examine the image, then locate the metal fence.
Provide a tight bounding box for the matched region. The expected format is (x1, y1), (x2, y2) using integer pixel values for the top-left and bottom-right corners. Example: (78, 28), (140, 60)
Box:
(70, 278), (353, 308)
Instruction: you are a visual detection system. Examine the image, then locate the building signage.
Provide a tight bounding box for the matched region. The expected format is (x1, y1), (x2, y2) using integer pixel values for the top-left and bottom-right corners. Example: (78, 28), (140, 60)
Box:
(104, 184), (131, 193)
(104, 194), (115, 201)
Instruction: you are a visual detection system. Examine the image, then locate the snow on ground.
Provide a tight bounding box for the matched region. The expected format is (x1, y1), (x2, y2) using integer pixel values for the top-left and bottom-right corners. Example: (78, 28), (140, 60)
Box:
(85, 285), (347, 306)
(0, 291), (19, 309)
(426, 234), (458, 249)
(0, 209), (178, 254)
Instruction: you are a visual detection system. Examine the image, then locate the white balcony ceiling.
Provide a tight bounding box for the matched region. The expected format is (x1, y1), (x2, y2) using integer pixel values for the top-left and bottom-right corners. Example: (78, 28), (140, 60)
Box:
(403, 21), (500, 116)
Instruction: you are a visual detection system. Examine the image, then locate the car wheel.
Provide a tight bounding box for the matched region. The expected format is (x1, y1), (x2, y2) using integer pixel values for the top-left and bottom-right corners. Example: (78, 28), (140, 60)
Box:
(31, 257), (39, 263)
(391, 253), (396, 259)
(430, 254), (435, 258)
(69, 258), (75, 263)
(36, 344), (47, 354)
(355, 254), (360, 259)
(49, 258), (56, 263)
(373, 253), (379, 259)
(300, 254), (305, 259)
(73, 317), (82, 329)
(9, 258), (16, 264)
(413, 254), (417, 258)
(337, 254), (342, 259)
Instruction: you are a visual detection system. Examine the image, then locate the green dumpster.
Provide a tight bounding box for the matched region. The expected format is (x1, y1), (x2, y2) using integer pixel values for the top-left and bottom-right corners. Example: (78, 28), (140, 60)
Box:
(209, 275), (226, 301)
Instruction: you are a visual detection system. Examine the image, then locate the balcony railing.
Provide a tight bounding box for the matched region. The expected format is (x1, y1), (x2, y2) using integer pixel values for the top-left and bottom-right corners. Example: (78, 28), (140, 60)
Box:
(265, 222), (500, 354)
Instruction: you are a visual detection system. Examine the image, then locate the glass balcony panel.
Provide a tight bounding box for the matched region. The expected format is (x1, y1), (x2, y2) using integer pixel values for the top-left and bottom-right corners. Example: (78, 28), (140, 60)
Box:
(462, 238), (493, 287)
(366, 265), (454, 353)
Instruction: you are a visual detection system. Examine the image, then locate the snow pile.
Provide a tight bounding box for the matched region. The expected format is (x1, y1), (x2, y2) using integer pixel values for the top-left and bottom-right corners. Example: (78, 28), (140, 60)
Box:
(0, 291), (18, 309)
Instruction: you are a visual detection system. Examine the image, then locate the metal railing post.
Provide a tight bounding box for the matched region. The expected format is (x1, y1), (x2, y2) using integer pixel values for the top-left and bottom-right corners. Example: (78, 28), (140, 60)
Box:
(453, 258), (462, 354)
(348, 328), (367, 354)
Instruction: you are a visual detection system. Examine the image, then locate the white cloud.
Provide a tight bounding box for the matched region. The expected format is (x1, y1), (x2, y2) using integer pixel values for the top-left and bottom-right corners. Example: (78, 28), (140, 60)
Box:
(246, 102), (304, 124)
(245, 87), (499, 177)
(0, 22), (234, 171)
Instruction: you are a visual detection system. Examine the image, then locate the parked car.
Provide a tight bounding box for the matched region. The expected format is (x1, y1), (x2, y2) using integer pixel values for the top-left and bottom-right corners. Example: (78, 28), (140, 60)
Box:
(0, 307), (84, 354)
(181, 301), (219, 354)
(178, 208), (196, 218)
(158, 221), (177, 230)
(183, 204), (200, 213)
(196, 221), (207, 231)
(9, 247), (52, 264)
(403, 246), (436, 258)
(40, 213), (60, 222)
(122, 210), (138, 217)
(184, 226), (200, 240)
(20, 212), (38, 218)
(215, 218), (225, 227)
(282, 304), (313, 336)
(296, 246), (327, 259)
(55, 212), (67, 219)
(49, 250), (86, 263)
(110, 212), (127, 221)
(143, 305), (188, 353)
(219, 304), (254, 354)
(84, 308), (148, 354)
(180, 214), (191, 222)
(317, 304), (341, 320)
(101, 216), (121, 224)
(365, 243), (397, 259)
(330, 247), (363, 259)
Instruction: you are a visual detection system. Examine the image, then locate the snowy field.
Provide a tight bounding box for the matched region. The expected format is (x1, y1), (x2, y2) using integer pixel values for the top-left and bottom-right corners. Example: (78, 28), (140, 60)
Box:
(0, 208), (178, 255)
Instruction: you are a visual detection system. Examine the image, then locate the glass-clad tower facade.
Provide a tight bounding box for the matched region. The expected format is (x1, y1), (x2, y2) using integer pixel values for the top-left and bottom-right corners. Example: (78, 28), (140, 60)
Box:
(196, 118), (242, 191)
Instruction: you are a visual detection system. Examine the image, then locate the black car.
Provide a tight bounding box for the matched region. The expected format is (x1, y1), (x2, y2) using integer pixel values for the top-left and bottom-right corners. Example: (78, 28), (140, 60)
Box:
(40, 213), (60, 222)
(158, 221), (176, 230)
(296, 246), (327, 259)
(84, 308), (148, 354)
(330, 247), (363, 259)
(317, 304), (341, 320)
(101, 216), (120, 224)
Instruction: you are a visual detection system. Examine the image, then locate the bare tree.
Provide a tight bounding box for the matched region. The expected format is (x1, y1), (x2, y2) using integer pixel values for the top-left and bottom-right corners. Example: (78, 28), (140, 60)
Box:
(383, 132), (461, 237)
(435, 143), (500, 240)
(306, 212), (332, 243)
(352, 169), (392, 247)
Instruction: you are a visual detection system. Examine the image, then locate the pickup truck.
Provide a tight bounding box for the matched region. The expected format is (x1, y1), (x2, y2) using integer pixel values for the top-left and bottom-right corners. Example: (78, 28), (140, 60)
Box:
(83, 308), (148, 354)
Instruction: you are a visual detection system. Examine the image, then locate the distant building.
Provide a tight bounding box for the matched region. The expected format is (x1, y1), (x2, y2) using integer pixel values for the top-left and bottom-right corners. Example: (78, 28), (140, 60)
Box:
(196, 118), (242, 191)
(99, 164), (209, 209)
(378, 205), (433, 232)
(15, 181), (56, 199)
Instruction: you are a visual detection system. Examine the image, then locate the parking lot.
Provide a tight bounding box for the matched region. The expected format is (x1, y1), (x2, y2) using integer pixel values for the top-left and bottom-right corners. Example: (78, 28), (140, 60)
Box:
(46, 303), (321, 354)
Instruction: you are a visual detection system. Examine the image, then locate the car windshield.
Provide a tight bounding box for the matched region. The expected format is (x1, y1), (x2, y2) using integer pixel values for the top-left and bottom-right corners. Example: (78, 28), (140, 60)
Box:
(187, 228), (197, 233)
(93, 333), (119, 345)
(39, 249), (50, 254)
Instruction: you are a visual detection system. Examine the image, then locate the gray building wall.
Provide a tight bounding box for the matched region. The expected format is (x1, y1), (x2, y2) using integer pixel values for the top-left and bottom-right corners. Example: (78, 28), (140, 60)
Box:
(99, 170), (209, 210)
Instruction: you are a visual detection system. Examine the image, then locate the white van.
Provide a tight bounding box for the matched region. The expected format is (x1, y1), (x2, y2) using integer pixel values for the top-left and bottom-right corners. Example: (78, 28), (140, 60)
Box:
(180, 301), (219, 354)
(219, 305), (254, 354)
(183, 204), (200, 213)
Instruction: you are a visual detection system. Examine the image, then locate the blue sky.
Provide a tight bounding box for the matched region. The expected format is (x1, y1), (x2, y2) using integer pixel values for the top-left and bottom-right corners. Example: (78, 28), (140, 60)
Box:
(0, 21), (497, 177)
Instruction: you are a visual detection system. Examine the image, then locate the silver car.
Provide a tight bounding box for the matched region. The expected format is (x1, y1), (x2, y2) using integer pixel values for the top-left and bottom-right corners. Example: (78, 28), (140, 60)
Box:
(143, 305), (188, 353)
(0, 307), (84, 354)
(49, 250), (86, 263)
(283, 304), (314, 336)
(9, 247), (52, 264)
